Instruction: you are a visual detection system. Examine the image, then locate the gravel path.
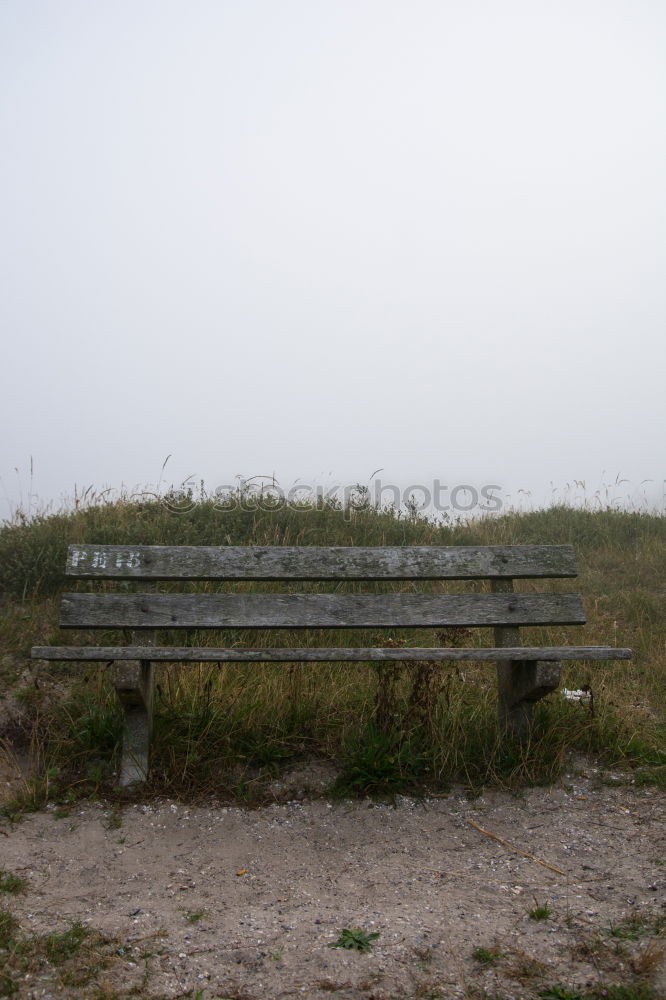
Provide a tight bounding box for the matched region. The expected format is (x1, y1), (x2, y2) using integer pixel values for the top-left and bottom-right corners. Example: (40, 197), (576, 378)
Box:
(2, 768), (666, 999)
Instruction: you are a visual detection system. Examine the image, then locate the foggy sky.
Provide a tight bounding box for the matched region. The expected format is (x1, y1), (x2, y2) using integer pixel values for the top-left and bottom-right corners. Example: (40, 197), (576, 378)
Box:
(1, 0), (665, 520)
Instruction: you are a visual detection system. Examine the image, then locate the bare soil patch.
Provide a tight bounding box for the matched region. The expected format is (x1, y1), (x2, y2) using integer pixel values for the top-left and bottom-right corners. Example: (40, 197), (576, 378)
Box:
(1, 766), (665, 999)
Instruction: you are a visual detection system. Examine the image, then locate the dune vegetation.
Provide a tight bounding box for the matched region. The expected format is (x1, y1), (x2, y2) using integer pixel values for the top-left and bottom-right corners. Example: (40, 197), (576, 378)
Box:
(0, 491), (664, 807)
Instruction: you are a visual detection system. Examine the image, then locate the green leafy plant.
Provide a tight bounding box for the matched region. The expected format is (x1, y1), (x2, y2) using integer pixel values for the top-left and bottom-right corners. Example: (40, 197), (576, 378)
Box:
(529, 902), (552, 921)
(330, 927), (380, 953)
(334, 722), (427, 797)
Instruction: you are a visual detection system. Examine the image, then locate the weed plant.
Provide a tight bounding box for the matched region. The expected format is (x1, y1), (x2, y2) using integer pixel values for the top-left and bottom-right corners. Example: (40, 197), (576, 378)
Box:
(330, 927), (380, 952)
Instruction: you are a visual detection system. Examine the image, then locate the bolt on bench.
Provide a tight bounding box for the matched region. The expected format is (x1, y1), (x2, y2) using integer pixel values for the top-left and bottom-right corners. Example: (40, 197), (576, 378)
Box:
(32, 544), (631, 785)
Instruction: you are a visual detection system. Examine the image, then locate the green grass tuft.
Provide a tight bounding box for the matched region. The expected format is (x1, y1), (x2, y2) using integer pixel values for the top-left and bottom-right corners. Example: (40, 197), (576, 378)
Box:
(472, 945), (504, 965)
(0, 874), (26, 897)
(43, 921), (89, 964)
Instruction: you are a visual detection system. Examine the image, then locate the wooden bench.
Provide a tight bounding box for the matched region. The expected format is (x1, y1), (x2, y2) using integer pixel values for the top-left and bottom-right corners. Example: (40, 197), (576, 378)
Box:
(32, 543), (631, 785)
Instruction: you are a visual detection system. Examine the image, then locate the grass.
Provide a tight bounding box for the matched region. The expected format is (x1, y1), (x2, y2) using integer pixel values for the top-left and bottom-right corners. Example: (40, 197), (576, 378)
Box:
(0, 912), (143, 997)
(0, 875), (25, 897)
(472, 945), (504, 965)
(607, 912), (666, 941)
(539, 988), (660, 1000)
(0, 911), (19, 951)
(529, 902), (553, 921)
(43, 921), (89, 964)
(468, 905), (666, 1000)
(0, 493), (664, 804)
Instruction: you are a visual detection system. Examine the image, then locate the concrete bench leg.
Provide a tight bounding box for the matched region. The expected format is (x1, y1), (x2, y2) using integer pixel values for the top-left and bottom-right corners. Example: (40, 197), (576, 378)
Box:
(112, 660), (154, 786)
(497, 660), (562, 738)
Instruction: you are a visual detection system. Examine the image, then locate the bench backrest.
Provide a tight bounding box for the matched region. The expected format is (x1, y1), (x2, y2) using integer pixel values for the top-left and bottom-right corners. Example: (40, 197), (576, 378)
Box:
(61, 544), (585, 631)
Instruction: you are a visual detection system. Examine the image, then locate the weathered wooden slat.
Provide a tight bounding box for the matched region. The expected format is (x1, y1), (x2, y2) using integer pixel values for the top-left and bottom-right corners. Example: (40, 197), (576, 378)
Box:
(60, 592), (586, 628)
(32, 645), (633, 662)
(65, 544), (578, 580)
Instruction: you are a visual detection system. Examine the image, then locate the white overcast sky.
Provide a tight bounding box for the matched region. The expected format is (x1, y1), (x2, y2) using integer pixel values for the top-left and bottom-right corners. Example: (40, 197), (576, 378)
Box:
(1, 0), (664, 519)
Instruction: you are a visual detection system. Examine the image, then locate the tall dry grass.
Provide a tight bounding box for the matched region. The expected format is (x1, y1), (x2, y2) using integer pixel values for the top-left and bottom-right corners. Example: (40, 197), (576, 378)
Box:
(0, 491), (664, 804)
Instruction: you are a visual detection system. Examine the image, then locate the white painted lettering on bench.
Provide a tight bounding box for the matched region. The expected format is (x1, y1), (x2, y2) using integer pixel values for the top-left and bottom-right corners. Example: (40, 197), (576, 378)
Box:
(92, 551), (109, 569)
(69, 549), (87, 567)
(114, 551), (141, 570)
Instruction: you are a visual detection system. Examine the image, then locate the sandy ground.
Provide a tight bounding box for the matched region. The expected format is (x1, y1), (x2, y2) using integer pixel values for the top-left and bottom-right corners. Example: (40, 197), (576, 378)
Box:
(1, 764), (666, 999)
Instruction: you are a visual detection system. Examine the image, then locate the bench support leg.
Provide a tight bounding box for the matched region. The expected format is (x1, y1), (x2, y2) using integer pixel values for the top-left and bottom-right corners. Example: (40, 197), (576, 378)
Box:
(112, 660), (154, 786)
(491, 579), (561, 738)
(497, 660), (562, 738)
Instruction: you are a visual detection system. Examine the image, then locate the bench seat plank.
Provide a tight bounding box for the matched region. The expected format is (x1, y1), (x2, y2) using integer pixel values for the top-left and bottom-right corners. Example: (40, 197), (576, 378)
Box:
(61, 592), (587, 629)
(32, 645), (632, 662)
(66, 544), (578, 580)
